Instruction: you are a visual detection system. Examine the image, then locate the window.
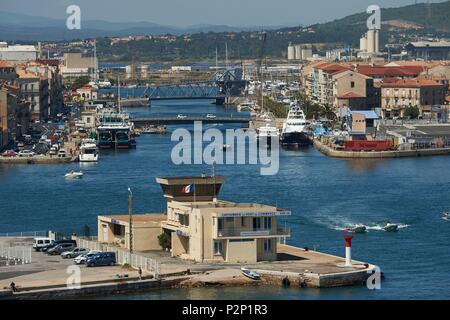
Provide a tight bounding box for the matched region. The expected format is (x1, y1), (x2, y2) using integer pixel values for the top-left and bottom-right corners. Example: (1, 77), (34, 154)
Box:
(218, 218), (224, 231)
(241, 217), (245, 227)
(263, 239), (272, 253)
(252, 217), (261, 230)
(263, 217), (272, 230)
(113, 224), (123, 236)
(214, 240), (223, 255)
(350, 81), (355, 88)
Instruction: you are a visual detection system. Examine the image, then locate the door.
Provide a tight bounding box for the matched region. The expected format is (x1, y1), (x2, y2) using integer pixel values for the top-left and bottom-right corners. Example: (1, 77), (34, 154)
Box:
(102, 224), (108, 242)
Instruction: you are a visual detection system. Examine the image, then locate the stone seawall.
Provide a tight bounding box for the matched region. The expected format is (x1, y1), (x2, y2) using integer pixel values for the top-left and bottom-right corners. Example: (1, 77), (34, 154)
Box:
(5, 277), (186, 300)
(0, 156), (76, 164)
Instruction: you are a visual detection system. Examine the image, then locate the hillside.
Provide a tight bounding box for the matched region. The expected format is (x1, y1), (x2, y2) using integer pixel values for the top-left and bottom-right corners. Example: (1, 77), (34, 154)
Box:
(94, 1), (450, 62)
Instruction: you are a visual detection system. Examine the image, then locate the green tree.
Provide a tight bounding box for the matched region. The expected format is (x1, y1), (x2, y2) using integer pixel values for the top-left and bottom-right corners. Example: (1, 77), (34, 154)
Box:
(404, 106), (420, 119)
(71, 76), (90, 90)
(158, 232), (171, 250)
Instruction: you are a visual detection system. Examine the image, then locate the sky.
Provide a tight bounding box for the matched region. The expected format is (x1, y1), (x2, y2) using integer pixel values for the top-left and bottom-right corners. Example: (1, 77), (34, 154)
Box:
(0, 0), (444, 27)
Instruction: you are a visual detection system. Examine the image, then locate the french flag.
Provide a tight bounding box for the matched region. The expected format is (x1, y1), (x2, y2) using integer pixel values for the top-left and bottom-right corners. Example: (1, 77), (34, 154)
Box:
(182, 184), (195, 194)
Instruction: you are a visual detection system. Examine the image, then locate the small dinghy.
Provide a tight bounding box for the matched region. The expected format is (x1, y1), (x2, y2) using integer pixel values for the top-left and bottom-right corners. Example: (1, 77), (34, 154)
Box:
(383, 222), (398, 232)
(65, 170), (83, 179)
(241, 267), (261, 280)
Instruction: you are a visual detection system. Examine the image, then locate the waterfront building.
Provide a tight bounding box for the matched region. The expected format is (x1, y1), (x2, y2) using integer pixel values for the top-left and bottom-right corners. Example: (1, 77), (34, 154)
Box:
(0, 83), (30, 148)
(96, 176), (291, 264)
(97, 214), (166, 251)
(157, 176), (291, 263)
(380, 78), (447, 119)
(16, 67), (49, 121)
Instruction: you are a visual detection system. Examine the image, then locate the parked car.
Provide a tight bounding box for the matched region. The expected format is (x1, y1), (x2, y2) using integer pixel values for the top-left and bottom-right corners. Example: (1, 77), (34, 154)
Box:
(33, 237), (54, 251)
(47, 243), (76, 255)
(58, 150), (67, 158)
(176, 114), (187, 119)
(49, 147), (58, 156)
(86, 252), (116, 267)
(18, 150), (35, 157)
(1, 150), (17, 157)
(41, 239), (77, 252)
(73, 250), (101, 264)
(61, 247), (89, 259)
(206, 114), (216, 119)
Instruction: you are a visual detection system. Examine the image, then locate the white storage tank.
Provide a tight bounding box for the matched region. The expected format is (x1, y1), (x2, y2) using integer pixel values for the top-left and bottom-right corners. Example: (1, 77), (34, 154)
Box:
(287, 44), (295, 60)
(295, 44), (302, 60)
(301, 48), (313, 60)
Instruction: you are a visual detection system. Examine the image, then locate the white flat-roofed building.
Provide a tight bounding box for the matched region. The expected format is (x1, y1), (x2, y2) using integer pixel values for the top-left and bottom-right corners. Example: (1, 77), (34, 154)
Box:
(0, 44), (38, 62)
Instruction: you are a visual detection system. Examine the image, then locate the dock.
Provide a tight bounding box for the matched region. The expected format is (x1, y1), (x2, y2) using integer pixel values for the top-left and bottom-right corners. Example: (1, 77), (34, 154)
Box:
(0, 236), (378, 299)
(314, 137), (450, 159)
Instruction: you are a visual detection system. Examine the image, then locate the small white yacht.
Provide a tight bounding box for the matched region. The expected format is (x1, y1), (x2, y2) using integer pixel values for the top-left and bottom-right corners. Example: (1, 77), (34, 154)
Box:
(257, 124), (280, 147)
(79, 139), (99, 162)
(65, 171), (83, 179)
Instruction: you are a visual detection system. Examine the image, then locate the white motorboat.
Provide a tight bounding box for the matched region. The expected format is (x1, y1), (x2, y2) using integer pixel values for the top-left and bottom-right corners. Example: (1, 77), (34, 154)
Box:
(256, 124), (279, 147)
(65, 171), (83, 179)
(241, 267), (261, 280)
(383, 223), (398, 232)
(222, 144), (231, 151)
(79, 139), (99, 162)
(352, 224), (367, 234)
(442, 212), (450, 221)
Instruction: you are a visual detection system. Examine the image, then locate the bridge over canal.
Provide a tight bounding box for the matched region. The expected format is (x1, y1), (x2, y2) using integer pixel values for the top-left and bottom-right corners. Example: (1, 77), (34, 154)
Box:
(131, 115), (251, 127)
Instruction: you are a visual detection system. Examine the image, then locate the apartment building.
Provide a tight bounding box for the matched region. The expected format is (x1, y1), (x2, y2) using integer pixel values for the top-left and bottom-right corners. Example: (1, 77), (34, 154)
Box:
(380, 78), (447, 119)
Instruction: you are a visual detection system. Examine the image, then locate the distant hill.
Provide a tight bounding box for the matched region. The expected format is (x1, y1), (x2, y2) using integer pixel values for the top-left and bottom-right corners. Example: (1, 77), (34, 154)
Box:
(0, 11), (284, 41)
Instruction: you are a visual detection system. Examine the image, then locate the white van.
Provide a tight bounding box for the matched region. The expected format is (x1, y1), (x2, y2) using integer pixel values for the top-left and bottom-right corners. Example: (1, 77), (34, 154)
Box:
(33, 237), (54, 251)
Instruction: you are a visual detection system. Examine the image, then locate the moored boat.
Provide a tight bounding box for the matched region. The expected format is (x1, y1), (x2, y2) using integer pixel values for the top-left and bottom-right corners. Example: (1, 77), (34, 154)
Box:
(65, 171), (83, 179)
(241, 267), (261, 280)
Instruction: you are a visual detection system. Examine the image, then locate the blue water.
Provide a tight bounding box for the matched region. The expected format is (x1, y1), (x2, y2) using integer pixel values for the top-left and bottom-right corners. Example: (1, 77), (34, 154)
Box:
(1, 99), (450, 299)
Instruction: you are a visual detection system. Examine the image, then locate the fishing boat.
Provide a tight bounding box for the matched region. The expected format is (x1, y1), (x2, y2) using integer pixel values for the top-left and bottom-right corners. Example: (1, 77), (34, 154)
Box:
(65, 171), (83, 179)
(79, 139), (98, 162)
(241, 267), (261, 280)
(96, 108), (134, 149)
(383, 222), (398, 232)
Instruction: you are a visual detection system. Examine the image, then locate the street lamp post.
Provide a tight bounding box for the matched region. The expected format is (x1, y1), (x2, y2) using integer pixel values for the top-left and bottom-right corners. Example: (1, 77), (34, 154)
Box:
(128, 187), (133, 254)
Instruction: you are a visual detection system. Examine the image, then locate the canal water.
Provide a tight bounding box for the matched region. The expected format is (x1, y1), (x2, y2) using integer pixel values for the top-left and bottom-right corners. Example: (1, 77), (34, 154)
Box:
(1, 99), (449, 299)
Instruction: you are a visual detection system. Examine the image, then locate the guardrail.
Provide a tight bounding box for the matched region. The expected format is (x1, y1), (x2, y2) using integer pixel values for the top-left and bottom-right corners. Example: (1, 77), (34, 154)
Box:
(0, 231), (47, 238)
(0, 246), (32, 265)
(75, 237), (160, 279)
(216, 226), (290, 238)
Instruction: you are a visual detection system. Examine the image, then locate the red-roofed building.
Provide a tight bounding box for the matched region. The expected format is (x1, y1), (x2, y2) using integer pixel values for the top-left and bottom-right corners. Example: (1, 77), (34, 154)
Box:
(380, 78), (447, 119)
(355, 65), (424, 79)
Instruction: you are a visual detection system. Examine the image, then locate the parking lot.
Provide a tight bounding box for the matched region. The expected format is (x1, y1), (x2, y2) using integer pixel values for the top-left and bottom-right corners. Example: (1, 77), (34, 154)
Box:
(0, 237), (144, 292)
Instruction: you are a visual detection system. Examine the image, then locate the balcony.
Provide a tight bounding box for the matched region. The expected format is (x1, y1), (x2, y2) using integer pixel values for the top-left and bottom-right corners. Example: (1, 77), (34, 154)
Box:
(215, 226), (290, 238)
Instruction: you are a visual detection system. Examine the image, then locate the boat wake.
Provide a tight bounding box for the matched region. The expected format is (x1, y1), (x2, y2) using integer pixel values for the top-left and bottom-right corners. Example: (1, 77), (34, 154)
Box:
(333, 222), (409, 232)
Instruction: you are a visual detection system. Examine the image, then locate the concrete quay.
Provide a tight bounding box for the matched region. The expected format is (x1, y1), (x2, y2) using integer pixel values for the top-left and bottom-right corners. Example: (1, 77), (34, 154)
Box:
(314, 138), (450, 159)
(0, 155), (76, 164)
(0, 236), (379, 299)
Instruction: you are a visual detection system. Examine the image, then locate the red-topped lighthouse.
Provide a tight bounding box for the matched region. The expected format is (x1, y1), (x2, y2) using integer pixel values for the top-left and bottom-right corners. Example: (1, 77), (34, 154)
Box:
(343, 234), (353, 267)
